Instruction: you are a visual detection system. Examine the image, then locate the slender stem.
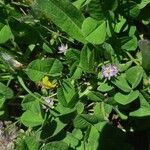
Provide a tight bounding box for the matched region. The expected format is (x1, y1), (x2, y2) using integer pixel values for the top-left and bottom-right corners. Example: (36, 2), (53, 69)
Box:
(41, 25), (74, 43)
(17, 76), (51, 107)
(126, 52), (140, 65)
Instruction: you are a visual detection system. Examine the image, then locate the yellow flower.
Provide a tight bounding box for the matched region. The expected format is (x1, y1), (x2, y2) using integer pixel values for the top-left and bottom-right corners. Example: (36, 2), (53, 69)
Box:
(42, 76), (56, 89)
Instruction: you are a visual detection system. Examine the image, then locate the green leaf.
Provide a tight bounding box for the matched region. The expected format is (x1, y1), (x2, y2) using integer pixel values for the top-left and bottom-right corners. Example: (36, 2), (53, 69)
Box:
(86, 126), (100, 150)
(79, 45), (94, 72)
(121, 36), (137, 51)
(94, 102), (112, 121)
(63, 130), (82, 148)
(0, 96), (5, 108)
(130, 93), (150, 117)
(66, 49), (80, 63)
(126, 66), (143, 89)
(0, 25), (12, 44)
(87, 91), (104, 102)
(82, 18), (106, 44)
(114, 90), (139, 105)
(0, 82), (13, 99)
(73, 0), (91, 9)
(57, 79), (77, 107)
(21, 110), (44, 127)
(51, 118), (67, 137)
(42, 141), (69, 150)
(55, 104), (76, 116)
(24, 136), (39, 150)
(42, 43), (53, 53)
(33, 0), (85, 43)
(119, 61), (132, 72)
(97, 82), (114, 92)
(21, 94), (41, 114)
(138, 0), (150, 9)
(70, 62), (82, 80)
(129, 3), (140, 18)
(114, 16), (126, 33)
(88, 0), (105, 20)
(73, 114), (98, 129)
(112, 74), (131, 92)
(16, 135), (39, 150)
(26, 58), (63, 82)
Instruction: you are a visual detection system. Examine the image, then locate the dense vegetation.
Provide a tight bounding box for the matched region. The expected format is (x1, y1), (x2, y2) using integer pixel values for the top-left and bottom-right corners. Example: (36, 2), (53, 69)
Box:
(0, 0), (150, 149)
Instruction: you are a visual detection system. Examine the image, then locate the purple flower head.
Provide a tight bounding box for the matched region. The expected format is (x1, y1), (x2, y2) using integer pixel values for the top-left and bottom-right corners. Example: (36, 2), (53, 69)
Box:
(102, 64), (118, 80)
(58, 43), (68, 53)
(42, 97), (54, 110)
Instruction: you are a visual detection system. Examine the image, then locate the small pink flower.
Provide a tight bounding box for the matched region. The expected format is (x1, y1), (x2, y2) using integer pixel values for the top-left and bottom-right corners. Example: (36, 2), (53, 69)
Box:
(102, 64), (118, 80)
(58, 43), (68, 53)
(42, 97), (54, 111)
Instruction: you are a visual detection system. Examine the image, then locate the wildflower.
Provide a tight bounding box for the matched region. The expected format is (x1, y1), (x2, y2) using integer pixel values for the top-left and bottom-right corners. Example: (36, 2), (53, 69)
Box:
(42, 76), (56, 89)
(42, 97), (54, 110)
(102, 64), (118, 80)
(1, 52), (23, 69)
(58, 43), (68, 53)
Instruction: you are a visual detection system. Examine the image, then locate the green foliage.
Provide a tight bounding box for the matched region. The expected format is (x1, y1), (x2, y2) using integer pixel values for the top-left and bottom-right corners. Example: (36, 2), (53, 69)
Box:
(26, 58), (63, 82)
(0, 0), (150, 149)
(33, 0), (86, 43)
(0, 25), (12, 44)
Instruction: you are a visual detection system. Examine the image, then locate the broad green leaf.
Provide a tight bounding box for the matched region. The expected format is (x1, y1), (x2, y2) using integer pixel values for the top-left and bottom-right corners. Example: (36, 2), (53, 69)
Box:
(70, 62), (82, 79)
(0, 25), (12, 44)
(64, 130), (82, 148)
(21, 110), (44, 127)
(126, 66), (143, 89)
(57, 79), (77, 107)
(0, 96), (5, 108)
(114, 90), (139, 105)
(73, 0), (86, 9)
(97, 82), (114, 92)
(79, 45), (94, 72)
(42, 141), (69, 150)
(88, 0), (105, 19)
(138, 0), (150, 9)
(94, 102), (112, 121)
(0, 111), (4, 116)
(112, 74), (131, 92)
(0, 82), (13, 99)
(22, 136), (39, 150)
(87, 91), (104, 102)
(21, 94), (41, 114)
(119, 61), (132, 72)
(16, 135), (39, 150)
(73, 0), (91, 9)
(55, 104), (76, 116)
(76, 102), (84, 114)
(121, 36), (137, 51)
(26, 58), (63, 82)
(129, 3), (140, 18)
(86, 126), (100, 150)
(42, 43), (53, 53)
(73, 114), (99, 129)
(130, 93), (150, 117)
(66, 49), (80, 63)
(33, 0), (85, 43)
(82, 18), (106, 44)
(88, 0), (117, 19)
